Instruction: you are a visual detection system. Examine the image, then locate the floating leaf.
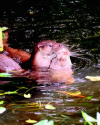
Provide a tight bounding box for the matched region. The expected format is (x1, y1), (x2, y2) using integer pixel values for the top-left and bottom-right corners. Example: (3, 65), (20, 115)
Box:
(86, 96), (93, 100)
(0, 27), (3, 51)
(45, 104), (56, 110)
(56, 91), (85, 98)
(29, 11), (35, 14)
(96, 112), (100, 125)
(4, 91), (17, 94)
(25, 119), (37, 123)
(47, 120), (54, 125)
(61, 114), (70, 118)
(81, 111), (97, 122)
(85, 76), (100, 81)
(0, 73), (12, 77)
(56, 91), (81, 96)
(38, 100), (42, 107)
(66, 91), (81, 96)
(24, 94), (31, 98)
(1, 27), (8, 31)
(18, 87), (28, 89)
(0, 101), (4, 105)
(0, 107), (6, 114)
(34, 119), (54, 125)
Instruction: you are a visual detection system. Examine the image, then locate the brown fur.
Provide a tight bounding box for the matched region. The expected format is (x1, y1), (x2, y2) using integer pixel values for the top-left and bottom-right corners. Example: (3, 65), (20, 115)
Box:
(50, 45), (74, 84)
(3, 31), (31, 64)
(0, 54), (23, 73)
(31, 40), (61, 68)
(50, 45), (72, 69)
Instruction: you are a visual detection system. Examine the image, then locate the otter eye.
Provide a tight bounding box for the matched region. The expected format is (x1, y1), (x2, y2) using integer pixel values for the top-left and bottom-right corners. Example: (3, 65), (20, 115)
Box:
(49, 44), (53, 47)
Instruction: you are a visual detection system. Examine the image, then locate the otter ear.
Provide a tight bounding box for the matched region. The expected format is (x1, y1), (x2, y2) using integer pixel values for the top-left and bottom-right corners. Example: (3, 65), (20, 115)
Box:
(38, 45), (43, 51)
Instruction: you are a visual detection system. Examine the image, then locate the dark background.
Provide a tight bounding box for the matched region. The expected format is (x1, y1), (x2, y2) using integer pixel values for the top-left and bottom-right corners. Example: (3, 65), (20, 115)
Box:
(0, 0), (100, 51)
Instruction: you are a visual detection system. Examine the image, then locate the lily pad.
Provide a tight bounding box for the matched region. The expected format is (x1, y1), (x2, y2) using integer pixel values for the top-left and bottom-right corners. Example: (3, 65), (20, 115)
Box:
(0, 107), (6, 114)
(24, 94), (31, 98)
(85, 76), (100, 81)
(45, 104), (56, 110)
(81, 111), (97, 122)
(34, 119), (54, 125)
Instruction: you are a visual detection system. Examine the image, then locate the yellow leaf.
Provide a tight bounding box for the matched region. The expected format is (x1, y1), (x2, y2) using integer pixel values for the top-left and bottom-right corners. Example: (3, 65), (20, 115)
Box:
(56, 91), (81, 96)
(0, 46), (3, 51)
(24, 94), (31, 98)
(29, 11), (35, 15)
(25, 119), (37, 123)
(56, 91), (85, 98)
(0, 28), (3, 51)
(85, 76), (100, 81)
(67, 91), (81, 96)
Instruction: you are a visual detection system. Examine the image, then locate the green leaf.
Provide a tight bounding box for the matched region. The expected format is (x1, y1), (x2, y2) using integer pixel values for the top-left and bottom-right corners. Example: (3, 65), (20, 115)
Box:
(45, 104), (56, 110)
(2, 32), (5, 39)
(0, 73), (12, 77)
(47, 120), (54, 125)
(1, 27), (8, 31)
(0, 101), (4, 105)
(96, 112), (100, 125)
(34, 119), (54, 125)
(81, 111), (97, 122)
(86, 96), (93, 100)
(4, 91), (17, 94)
(34, 119), (48, 125)
(0, 107), (6, 114)
(61, 114), (70, 118)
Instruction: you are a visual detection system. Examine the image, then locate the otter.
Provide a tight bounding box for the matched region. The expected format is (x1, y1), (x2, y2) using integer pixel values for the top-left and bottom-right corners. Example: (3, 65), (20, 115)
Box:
(31, 40), (61, 70)
(29, 40), (62, 83)
(0, 54), (24, 73)
(50, 45), (74, 84)
(3, 31), (31, 64)
(50, 45), (72, 70)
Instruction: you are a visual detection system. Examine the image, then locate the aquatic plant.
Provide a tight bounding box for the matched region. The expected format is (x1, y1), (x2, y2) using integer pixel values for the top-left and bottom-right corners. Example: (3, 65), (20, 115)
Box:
(81, 110), (100, 125)
(0, 27), (8, 51)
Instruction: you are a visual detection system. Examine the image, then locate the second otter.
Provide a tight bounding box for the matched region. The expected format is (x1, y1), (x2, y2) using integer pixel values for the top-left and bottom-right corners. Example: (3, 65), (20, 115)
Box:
(50, 45), (74, 84)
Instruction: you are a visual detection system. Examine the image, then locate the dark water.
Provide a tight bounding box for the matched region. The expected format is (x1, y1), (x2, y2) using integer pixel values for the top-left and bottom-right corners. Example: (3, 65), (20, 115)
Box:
(0, 0), (100, 124)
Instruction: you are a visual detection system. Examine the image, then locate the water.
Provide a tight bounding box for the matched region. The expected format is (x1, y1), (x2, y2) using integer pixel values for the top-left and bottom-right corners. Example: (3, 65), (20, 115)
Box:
(0, 0), (100, 124)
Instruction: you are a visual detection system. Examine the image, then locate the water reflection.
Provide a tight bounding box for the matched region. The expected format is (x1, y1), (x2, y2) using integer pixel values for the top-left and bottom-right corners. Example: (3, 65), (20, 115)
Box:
(30, 67), (74, 85)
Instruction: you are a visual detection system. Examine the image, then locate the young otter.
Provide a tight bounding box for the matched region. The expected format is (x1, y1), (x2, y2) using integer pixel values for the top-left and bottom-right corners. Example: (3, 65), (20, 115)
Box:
(31, 40), (61, 70)
(50, 45), (74, 84)
(3, 31), (31, 64)
(0, 54), (24, 73)
(50, 45), (72, 70)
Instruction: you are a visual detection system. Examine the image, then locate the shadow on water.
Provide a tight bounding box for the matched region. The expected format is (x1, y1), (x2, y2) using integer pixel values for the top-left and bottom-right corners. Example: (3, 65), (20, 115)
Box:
(0, 0), (100, 124)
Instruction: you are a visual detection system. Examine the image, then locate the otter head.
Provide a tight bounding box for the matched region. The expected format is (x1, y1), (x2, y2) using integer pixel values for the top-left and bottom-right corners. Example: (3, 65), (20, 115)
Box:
(31, 40), (62, 68)
(57, 47), (70, 60)
(55, 46), (72, 68)
(36, 40), (61, 57)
